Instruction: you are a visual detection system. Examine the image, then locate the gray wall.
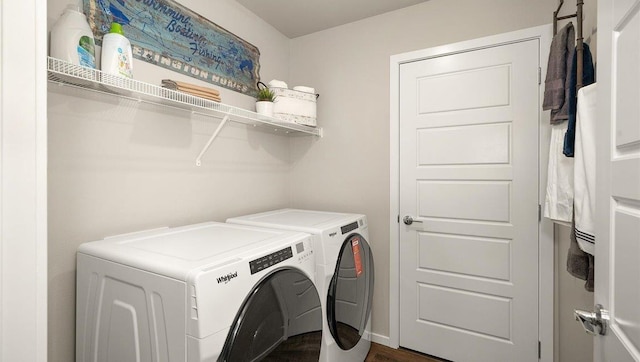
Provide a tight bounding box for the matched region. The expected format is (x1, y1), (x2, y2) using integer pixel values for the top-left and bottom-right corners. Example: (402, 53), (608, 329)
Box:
(47, 1), (293, 361)
(288, 1), (596, 360)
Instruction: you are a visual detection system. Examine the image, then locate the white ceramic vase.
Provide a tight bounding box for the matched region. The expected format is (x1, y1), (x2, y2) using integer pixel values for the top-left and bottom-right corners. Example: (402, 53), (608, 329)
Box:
(255, 101), (274, 117)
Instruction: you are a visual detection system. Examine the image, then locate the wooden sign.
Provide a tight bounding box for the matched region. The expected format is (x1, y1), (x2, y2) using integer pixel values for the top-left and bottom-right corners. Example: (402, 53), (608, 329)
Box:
(84, 0), (261, 95)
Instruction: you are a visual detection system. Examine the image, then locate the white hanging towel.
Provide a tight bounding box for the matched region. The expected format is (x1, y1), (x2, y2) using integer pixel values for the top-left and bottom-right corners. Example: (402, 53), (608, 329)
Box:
(574, 83), (597, 255)
(544, 121), (574, 222)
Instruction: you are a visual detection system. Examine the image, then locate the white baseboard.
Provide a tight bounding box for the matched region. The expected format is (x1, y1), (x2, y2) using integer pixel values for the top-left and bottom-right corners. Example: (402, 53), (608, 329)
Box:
(371, 333), (391, 347)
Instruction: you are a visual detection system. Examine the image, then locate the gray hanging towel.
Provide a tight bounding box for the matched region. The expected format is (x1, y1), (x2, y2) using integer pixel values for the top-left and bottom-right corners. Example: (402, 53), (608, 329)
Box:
(566, 217), (594, 292)
(543, 22), (575, 124)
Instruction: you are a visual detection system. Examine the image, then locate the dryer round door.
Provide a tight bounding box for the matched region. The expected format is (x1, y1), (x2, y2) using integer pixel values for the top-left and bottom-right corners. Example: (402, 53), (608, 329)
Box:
(327, 233), (375, 350)
(219, 268), (322, 361)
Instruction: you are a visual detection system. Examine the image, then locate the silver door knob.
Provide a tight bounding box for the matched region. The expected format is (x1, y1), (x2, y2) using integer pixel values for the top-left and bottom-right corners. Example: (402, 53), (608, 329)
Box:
(403, 215), (423, 225)
(575, 304), (609, 336)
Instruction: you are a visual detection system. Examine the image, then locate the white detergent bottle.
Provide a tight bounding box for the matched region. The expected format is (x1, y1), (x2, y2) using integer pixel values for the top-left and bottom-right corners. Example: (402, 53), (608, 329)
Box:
(101, 22), (133, 78)
(50, 4), (96, 68)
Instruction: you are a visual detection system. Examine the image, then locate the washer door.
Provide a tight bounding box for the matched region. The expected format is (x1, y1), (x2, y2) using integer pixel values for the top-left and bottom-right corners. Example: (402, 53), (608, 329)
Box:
(218, 268), (322, 362)
(327, 233), (375, 350)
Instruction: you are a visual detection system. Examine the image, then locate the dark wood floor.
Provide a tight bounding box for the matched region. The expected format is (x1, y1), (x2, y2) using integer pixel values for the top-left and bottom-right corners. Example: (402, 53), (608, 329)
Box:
(264, 331), (446, 362)
(366, 342), (446, 362)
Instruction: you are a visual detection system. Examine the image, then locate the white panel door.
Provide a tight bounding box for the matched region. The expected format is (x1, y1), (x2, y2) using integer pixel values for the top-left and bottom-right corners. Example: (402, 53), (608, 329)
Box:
(399, 39), (540, 362)
(594, 0), (640, 360)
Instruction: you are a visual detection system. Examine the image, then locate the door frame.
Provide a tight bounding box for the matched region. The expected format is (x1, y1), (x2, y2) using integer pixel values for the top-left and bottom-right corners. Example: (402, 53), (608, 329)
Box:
(389, 24), (554, 362)
(0, 0), (48, 360)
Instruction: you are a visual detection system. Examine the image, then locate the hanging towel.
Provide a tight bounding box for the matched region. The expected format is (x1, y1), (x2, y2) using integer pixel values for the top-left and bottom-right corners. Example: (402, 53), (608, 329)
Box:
(566, 216), (594, 292)
(543, 22), (575, 124)
(544, 122), (574, 222)
(564, 43), (596, 157)
(573, 83), (597, 255)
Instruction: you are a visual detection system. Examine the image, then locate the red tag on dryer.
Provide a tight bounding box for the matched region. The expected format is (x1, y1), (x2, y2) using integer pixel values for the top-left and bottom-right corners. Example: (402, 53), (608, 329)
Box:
(351, 237), (363, 277)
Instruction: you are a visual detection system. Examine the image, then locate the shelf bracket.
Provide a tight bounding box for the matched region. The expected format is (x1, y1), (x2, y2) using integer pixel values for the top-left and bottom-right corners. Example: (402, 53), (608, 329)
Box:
(195, 112), (231, 166)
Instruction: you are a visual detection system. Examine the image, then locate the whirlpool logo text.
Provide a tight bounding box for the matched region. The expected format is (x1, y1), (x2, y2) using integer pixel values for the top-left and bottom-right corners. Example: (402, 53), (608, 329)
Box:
(216, 271), (238, 284)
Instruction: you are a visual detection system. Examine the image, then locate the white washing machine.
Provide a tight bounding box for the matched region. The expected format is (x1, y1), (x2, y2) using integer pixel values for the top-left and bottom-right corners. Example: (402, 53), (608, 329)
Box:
(227, 209), (374, 362)
(76, 221), (323, 362)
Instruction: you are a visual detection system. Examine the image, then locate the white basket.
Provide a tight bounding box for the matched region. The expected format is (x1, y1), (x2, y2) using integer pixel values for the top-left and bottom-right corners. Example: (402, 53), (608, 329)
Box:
(272, 113), (317, 127)
(270, 87), (318, 127)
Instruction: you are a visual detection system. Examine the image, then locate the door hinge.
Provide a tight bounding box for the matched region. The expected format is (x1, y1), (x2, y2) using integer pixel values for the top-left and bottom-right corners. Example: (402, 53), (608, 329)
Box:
(538, 204), (542, 222)
(538, 67), (542, 85)
(538, 340), (541, 359)
(397, 215), (400, 223)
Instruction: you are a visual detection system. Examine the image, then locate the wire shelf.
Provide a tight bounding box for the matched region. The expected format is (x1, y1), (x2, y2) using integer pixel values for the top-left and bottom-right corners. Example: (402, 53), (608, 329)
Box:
(47, 57), (323, 137)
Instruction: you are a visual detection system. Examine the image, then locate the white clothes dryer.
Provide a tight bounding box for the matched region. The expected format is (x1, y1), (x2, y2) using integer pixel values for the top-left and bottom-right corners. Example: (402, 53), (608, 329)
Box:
(76, 222), (323, 362)
(227, 209), (374, 362)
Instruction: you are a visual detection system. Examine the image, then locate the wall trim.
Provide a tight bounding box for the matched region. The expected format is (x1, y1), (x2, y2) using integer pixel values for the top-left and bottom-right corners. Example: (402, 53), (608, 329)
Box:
(0, 0), (48, 360)
(388, 24), (553, 362)
(371, 332), (391, 347)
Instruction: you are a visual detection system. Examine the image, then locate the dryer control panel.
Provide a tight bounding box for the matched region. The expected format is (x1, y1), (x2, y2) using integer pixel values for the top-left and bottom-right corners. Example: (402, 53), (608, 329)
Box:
(340, 221), (359, 234)
(249, 246), (293, 275)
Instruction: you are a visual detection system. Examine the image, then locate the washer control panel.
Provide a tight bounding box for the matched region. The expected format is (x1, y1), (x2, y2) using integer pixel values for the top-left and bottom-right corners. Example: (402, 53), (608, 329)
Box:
(249, 246), (293, 275)
(296, 241), (313, 262)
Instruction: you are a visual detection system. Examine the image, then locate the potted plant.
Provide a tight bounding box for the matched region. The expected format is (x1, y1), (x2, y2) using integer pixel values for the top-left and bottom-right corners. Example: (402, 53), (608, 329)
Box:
(255, 81), (276, 117)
